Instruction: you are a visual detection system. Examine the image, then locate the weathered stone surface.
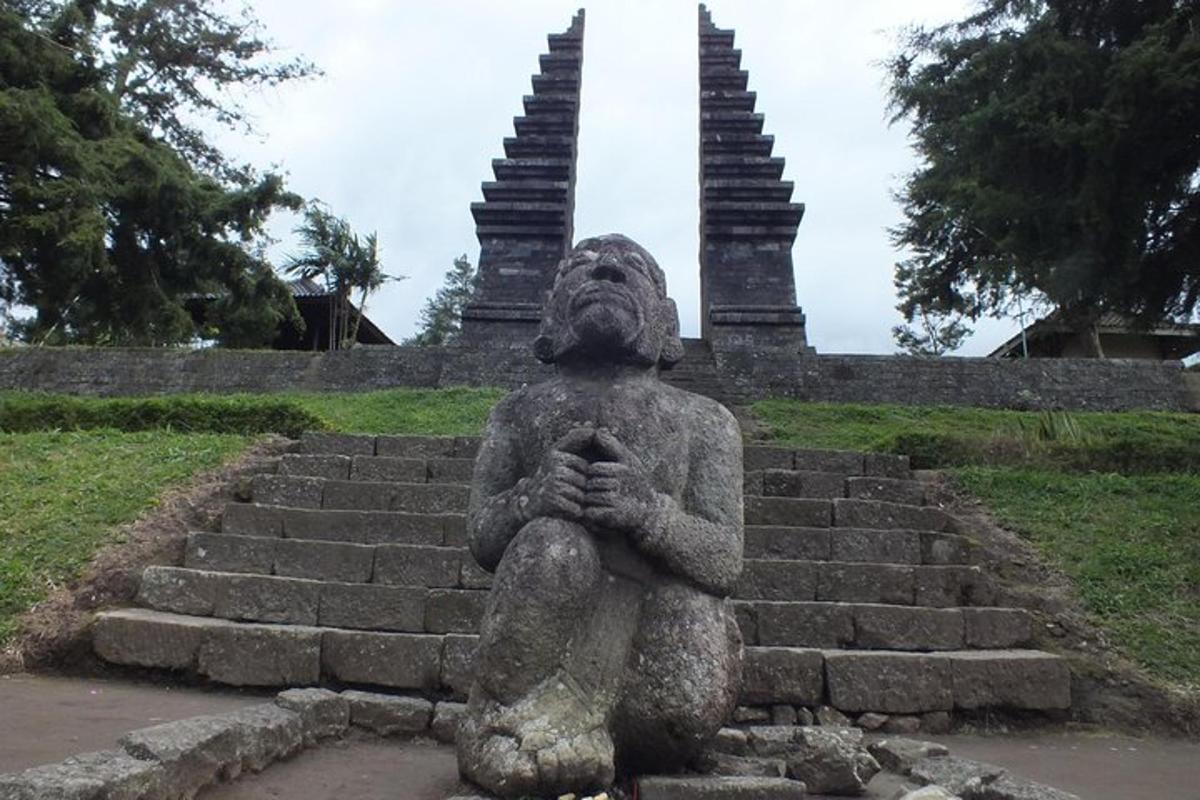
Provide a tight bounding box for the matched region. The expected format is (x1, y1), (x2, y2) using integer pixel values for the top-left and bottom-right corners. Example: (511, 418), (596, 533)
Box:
(856, 712), (888, 731)
(921, 711), (953, 734)
(769, 705), (797, 726)
(342, 690), (433, 735)
(222, 502), (284, 536)
(637, 775), (806, 799)
(910, 756), (1006, 796)
(275, 688), (349, 743)
(734, 706), (772, 724)
(93, 609), (207, 670)
(741, 647), (823, 705)
(762, 470), (845, 499)
(833, 499), (957, 533)
(0, 750), (167, 800)
(440, 634), (479, 698)
(785, 726), (880, 795)
(744, 446), (793, 471)
(961, 775), (1081, 800)
(814, 706), (852, 727)
(185, 532), (275, 575)
(459, 558), (494, 589)
(745, 497), (832, 527)
(458, 236), (745, 797)
(915, 566), (995, 608)
(867, 737), (950, 775)
(743, 526), (830, 561)
(428, 457), (476, 483)
(816, 563), (914, 605)
(432, 702), (467, 743)
(273, 538), (374, 583)
(831, 528), (921, 564)
(825, 651), (954, 713)
(318, 583), (426, 632)
(281, 508), (448, 546)
(752, 602), (853, 648)
(736, 561), (817, 603)
(350, 456), (426, 483)
(321, 630), (441, 689)
(793, 449), (863, 475)
(962, 608), (1031, 648)
(299, 432), (375, 455)
(376, 434), (456, 459)
(251, 475), (324, 509)
(279, 454), (350, 480)
(950, 651), (1071, 710)
(920, 532), (973, 565)
(321, 480), (393, 511)
(845, 476), (925, 505)
(864, 453), (910, 479)
(882, 715), (922, 734)
(853, 605), (964, 651)
(138, 566), (216, 616)
(119, 714), (247, 794)
(196, 623), (321, 686)
(899, 788), (960, 800)
(373, 544), (461, 588)
(223, 703), (305, 772)
(210, 572), (320, 625)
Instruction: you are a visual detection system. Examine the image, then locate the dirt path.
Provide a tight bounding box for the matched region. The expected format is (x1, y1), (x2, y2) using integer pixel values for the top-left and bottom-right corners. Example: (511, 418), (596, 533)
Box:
(0, 673), (264, 773)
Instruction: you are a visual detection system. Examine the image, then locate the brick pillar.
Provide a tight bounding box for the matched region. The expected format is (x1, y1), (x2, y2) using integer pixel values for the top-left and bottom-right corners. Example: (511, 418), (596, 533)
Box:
(460, 10), (585, 346)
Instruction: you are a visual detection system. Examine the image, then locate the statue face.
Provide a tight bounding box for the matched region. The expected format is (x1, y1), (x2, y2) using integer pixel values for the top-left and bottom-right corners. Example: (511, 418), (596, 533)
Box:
(535, 234), (684, 368)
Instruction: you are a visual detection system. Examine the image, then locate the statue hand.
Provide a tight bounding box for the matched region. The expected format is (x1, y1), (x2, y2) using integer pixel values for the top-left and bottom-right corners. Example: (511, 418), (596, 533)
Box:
(582, 429), (660, 535)
(517, 426), (592, 523)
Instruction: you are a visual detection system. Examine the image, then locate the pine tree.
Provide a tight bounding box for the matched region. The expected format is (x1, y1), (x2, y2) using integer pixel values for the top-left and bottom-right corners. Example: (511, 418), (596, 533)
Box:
(406, 255), (479, 346)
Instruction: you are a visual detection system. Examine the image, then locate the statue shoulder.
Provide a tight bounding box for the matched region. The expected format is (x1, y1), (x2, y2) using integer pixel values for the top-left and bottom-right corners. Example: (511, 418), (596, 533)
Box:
(663, 384), (741, 446)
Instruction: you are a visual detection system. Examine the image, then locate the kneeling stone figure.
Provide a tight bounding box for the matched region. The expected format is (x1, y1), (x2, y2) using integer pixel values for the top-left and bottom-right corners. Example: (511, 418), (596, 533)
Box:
(457, 235), (745, 797)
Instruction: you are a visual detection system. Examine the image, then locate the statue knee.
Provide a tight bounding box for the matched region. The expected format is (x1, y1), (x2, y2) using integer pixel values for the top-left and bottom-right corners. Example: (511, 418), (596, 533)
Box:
(497, 516), (601, 591)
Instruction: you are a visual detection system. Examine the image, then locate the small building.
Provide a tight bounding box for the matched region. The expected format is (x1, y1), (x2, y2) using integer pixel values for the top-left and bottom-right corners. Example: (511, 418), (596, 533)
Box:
(989, 311), (1200, 361)
(277, 278), (395, 351)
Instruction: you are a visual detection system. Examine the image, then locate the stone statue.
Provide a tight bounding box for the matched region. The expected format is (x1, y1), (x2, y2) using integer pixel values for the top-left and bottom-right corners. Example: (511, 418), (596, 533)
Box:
(456, 234), (745, 797)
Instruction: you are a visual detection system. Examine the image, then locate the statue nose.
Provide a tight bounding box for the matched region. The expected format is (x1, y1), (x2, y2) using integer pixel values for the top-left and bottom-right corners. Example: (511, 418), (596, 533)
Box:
(590, 262), (626, 283)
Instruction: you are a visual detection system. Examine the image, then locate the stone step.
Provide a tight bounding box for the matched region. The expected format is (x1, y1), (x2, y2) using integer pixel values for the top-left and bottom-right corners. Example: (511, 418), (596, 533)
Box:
(743, 496), (959, 532)
(744, 470), (926, 504)
(736, 560), (994, 607)
(744, 526), (974, 565)
(137, 567), (488, 634)
(735, 601), (1031, 650)
(701, 112), (764, 134)
(250, 475), (469, 514)
(481, 178), (570, 201)
(221, 503), (466, 546)
(279, 454), (476, 484)
(93, 609), (1070, 713)
(297, 433), (480, 459)
(745, 446), (911, 478)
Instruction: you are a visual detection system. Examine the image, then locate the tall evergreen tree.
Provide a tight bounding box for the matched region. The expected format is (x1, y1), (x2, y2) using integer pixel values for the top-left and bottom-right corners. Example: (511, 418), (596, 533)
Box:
(888, 0), (1200, 353)
(406, 255), (479, 346)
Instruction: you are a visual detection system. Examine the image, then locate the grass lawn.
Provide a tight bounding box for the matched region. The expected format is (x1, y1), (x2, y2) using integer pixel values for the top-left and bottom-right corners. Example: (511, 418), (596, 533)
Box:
(286, 387), (504, 435)
(0, 430), (248, 643)
(955, 467), (1200, 688)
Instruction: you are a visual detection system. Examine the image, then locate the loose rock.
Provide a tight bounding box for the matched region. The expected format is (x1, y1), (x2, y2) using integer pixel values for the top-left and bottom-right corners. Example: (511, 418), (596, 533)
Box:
(868, 738), (950, 775)
(342, 690), (432, 736)
(816, 706), (853, 727)
(275, 687), (349, 744)
(785, 727), (880, 796)
(856, 712), (888, 731)
(882, 715), (922, 735)
(911, 757), (1006, 796)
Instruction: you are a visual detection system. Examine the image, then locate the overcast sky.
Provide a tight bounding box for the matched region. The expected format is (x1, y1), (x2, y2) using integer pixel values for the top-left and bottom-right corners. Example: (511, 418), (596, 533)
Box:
(212, 0), (1022, 355)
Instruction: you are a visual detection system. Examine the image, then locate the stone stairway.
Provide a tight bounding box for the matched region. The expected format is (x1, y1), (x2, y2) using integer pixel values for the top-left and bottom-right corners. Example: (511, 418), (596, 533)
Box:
(93, 434), (1070, 723)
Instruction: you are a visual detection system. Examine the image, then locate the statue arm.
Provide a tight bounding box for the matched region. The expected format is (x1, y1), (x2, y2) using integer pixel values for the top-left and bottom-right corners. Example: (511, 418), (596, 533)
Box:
(466, 400), (528, 573)
(636, 408), (744, 596)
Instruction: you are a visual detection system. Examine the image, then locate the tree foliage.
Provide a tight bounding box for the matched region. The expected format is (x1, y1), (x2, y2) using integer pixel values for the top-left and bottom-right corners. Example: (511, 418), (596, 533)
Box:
(892, 309), (973, 357)
(283, 204), (400, 350)
(406, 255), (480, 346)
(888, 0), (1200, 341)
(0, 1), (311, 346)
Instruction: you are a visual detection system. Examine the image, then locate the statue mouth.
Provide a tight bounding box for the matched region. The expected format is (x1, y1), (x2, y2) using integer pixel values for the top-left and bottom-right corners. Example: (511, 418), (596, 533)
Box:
(569, 282), (636, 316)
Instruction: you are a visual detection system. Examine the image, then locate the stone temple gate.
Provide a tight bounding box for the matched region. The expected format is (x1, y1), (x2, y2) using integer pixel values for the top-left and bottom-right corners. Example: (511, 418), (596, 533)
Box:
(460, 6), (811, 355)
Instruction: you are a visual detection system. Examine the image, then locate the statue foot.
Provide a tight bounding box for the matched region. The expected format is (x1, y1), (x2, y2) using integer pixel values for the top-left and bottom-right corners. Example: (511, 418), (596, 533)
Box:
(459, 673), (616, 798)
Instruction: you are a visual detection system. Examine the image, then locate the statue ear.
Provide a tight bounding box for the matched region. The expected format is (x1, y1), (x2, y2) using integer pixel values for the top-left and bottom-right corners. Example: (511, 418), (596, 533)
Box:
(533, 332), (556, 364)
(658, 298), (684, 369)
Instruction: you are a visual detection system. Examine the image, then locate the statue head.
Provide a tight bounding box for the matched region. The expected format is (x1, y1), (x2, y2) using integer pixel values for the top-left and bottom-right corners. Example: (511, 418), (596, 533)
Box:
(534, 234), (684, 369)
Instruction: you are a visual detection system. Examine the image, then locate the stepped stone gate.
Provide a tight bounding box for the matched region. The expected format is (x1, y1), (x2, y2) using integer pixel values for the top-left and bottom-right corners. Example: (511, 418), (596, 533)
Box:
(462, 6), (811, 355)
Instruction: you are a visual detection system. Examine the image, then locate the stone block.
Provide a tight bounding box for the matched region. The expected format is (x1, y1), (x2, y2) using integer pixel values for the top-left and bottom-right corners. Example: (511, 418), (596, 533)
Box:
(222, 502), (284, 536)
(920, 532), (974, 565)
(762, 470), (845, 499)
(784, 726), (880, 795)
(196, 623), (322, 686)
(138, 566), (217, 616)
(853, 605), (964, 651)
(321, 630), (442, 689)
(275, 688), (349, 744)
(962, 775), (1082, 800)
(816, 563), (914, 605)
(867, 737), (949, 774)
(342, 690), (433, 735)
(744, 446), (793, 471)
(0, 750), (167, 799)
(745, 497), (832, 527)
(186, 532), (276, 575)
(441, 514), (469, 547)
(637, 775), (806, 799)
(734, 603), (759, 645)
(211, 573), (320, 625)
(743, 470), (764, 496)
(458, 558), (494, 589)
(845, 477), (925, 505)
(224, 703), (305, 772)
(318, 583), (426, 632)
(950, 651), (1071, 710)
(427, 457), (475, 484)
(322, 480), (394, 511)
(910, 756), (1006, 796)
(753, 602), (854, 648)
(833, 499), (957, 532)
(251, 475), (324, 509)
(376, 435), (456, 458)
(425, 589), (487, 634)
(439, 634), (479, 699)
(298, 432), (375, 455)
(793, 449), (863, 475)
(93, 609), (207, 670)
(119, 714), (247, 794)
(741, 647), (824, 705)
(282, 509), (444, 546)
(824, 651), (954, 713)
(274, 538), (374, 583)
(453, 436), (482, 458)
(743, 526), (830, 561)
(389, 483), (470, 514)
(350, 456), (426, 483)
(735, 560), (817, 601)
(962, 608), (1032, 648)
(279, 454), (351, 480)
(864, 453), (910, 479)
(830, 528), (921, 564)
(914, 566), (994, 608)
(373, 544), (462, 588)
(431, 701), (467, 743)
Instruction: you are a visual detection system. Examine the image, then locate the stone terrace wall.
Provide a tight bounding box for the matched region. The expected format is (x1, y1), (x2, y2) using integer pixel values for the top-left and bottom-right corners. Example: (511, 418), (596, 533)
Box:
(0, 344), (1194, 412)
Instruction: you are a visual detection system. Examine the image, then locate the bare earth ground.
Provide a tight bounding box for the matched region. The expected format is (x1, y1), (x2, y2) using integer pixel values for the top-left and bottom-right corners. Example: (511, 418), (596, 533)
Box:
(0, 673), (264, 773)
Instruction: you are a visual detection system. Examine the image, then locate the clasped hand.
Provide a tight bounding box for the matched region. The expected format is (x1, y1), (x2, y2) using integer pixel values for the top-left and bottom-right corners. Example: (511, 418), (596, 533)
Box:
(520, 426), (658, 535)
